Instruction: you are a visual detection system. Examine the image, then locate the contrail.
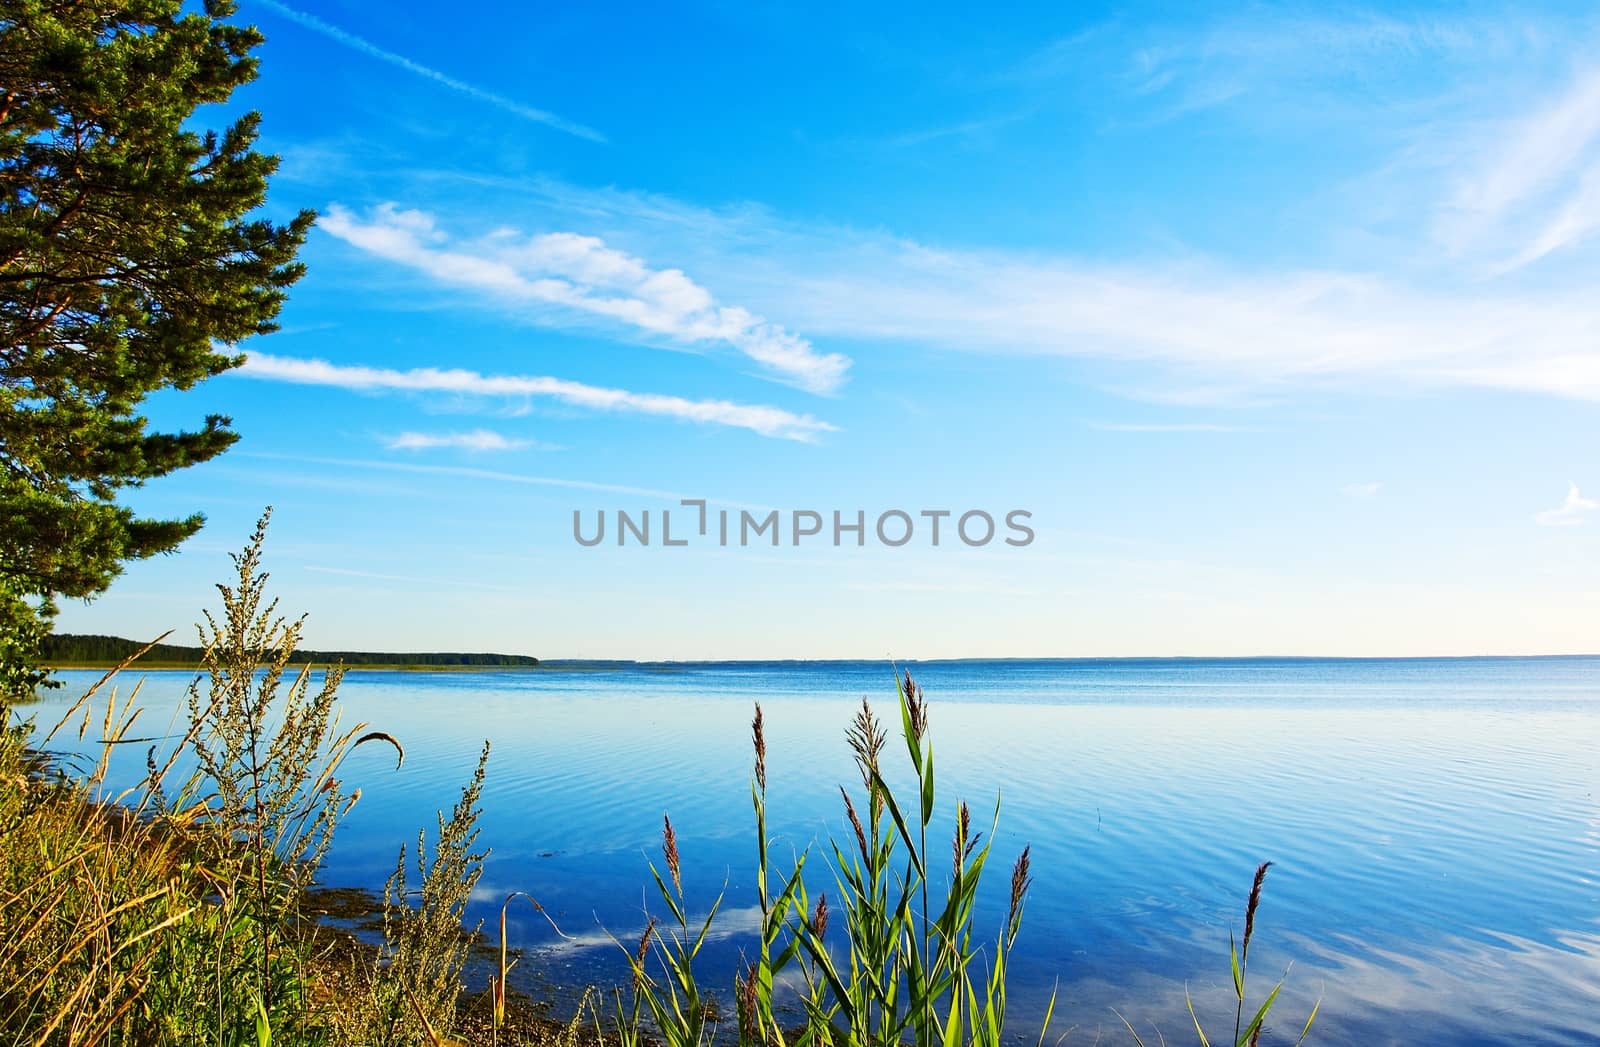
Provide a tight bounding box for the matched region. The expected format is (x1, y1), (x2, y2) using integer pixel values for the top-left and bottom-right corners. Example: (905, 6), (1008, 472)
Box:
(251, 0), (607, 143)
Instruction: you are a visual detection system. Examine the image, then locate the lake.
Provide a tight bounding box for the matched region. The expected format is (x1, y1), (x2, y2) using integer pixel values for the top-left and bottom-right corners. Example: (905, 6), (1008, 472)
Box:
(30, 658), (1600, 1046)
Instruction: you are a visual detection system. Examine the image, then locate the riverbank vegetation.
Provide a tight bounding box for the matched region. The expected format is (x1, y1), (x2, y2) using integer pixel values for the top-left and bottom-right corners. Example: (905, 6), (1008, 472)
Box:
(0, 519), (1315, 1046)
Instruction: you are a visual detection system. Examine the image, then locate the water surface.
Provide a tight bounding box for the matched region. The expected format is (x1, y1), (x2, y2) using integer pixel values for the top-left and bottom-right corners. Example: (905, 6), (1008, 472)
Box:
(33, 658), (1600, 1046)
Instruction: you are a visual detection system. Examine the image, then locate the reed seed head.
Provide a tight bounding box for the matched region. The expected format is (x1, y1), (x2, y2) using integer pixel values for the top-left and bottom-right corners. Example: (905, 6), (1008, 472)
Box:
(848, 698), (886, 817)
(848, 698), (885, 780)
(841, 786), (868, 861)
(1242, 860), (1272, 961)
(903, 670), (928, 743)
(952, 801), (980, 880)
(751, 704), (767, 795)
(813, 892), (829, 942)
(1008, 845), (1033, 926)
(662, 814), (681, 895)
(633, 917), (656, 990)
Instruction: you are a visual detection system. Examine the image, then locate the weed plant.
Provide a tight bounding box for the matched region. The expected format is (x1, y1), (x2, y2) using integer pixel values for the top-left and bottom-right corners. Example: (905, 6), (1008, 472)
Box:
(0, 513), (495, 1046)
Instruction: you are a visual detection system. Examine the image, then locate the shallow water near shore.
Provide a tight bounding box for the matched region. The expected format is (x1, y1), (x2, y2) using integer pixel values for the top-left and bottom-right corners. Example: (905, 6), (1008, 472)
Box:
(33, 657), (1600, 1046)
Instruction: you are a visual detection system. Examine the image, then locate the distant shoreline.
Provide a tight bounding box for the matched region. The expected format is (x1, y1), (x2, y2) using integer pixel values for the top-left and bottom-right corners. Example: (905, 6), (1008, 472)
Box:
(41, 633), (541, 671)
(45, 653), (1600, 672)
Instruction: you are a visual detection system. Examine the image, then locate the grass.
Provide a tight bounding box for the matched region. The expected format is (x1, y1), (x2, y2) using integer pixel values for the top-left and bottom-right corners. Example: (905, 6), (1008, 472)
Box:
(0, 513), (1319, 1046)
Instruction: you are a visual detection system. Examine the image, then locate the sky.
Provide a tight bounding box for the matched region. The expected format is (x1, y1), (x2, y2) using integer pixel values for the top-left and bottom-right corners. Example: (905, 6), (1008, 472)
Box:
(55, 0), (1600, 658)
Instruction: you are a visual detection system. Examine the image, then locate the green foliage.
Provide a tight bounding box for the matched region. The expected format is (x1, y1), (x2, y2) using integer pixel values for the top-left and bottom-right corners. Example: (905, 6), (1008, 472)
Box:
(0, 0), (314, 691)
(0, 574), (53, 701)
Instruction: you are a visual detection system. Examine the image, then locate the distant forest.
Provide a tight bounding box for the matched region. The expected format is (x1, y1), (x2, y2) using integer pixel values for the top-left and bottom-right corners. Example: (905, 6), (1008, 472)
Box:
(42, 634), (540, 668)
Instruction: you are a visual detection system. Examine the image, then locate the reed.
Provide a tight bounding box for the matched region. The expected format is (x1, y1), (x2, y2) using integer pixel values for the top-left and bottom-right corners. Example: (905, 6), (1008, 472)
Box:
(623, 674), (1049, 1047)
(787, 674), (1047, 1047)
(611, 814), (724, 1047)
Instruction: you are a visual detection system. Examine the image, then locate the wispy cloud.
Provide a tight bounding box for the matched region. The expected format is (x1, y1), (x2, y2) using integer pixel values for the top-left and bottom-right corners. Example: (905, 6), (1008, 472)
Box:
(239, 352), (836, 442)
(304, 565), (529, 594)
(886, 113), (1027, 149)
(251, 1), (604, 142)
(746, 245), (1600, 403)
(1088, 421), (1246, 433)
(1535, 482), (1597, 526)
(320, 204), (849, 394)
(1135, 13), (1498, 89)
(1343, 482), (1382, 499)
(243, 452), (772, 511)
(1441, 68), (1600, 269)
(1016, 10), (1529, 119)
(385, 429), (537, 452)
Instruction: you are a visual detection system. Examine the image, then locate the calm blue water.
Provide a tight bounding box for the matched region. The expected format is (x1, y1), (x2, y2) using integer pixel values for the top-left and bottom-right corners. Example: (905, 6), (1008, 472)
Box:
(27, 658), (1600, 1046)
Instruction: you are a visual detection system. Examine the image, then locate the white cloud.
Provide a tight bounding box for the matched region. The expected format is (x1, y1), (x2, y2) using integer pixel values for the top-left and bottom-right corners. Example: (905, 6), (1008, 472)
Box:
(238, 352), (836, 442)
(1344, 482), (1382, 499)
(251, 0), (604, 142)
(1535, 482), (1597, 526)
(385, 429), (534, 452)
(319, 205), (850, 394)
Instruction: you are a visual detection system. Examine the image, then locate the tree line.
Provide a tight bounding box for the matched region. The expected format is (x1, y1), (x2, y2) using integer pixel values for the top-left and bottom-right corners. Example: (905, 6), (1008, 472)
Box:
(42, 634), (540, 668)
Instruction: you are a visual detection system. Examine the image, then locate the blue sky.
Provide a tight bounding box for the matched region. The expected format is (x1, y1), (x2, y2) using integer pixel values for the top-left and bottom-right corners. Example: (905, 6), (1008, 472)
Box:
(57, 0), (1600, 657)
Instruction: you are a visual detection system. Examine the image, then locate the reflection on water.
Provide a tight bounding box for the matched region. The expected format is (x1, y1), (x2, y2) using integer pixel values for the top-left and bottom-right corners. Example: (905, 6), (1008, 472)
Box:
(28, 657), (1600, 1046)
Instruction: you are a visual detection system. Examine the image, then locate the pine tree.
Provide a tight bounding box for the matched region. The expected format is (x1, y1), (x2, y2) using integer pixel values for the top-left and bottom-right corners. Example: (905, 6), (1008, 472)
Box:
(0, 0), (312, 696)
